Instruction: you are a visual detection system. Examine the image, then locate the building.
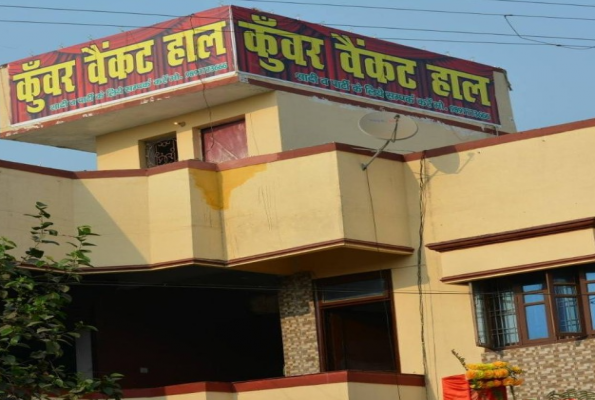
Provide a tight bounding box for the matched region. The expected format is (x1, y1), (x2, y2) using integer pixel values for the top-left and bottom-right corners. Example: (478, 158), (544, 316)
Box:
(1, 5), (592, 400)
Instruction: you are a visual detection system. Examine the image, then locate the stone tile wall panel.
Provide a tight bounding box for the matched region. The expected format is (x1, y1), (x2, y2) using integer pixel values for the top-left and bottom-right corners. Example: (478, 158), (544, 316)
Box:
(278, 272), (321, 376)
(483, 338), (595, 399)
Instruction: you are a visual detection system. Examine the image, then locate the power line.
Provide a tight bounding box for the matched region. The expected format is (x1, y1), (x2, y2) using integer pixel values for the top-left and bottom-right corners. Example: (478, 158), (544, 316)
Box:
(0, 19), (169, 30)
(3, 2), (595, 24)
(373, 26), (595, 43)
(504, 14), (595, 49)
(0, 4), (589, 42)
(329, 21), (588, 38)
(238, 0), (595, 22)
(0, 18), (586, 48)
(0, 4), (592, 49)
(0, 4), (179, 18)
(386, 38), (546, 46)
(483, 0), (595, 8)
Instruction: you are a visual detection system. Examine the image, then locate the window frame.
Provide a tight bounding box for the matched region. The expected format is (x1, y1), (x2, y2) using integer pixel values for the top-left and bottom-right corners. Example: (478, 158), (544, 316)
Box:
(516, 273), (554, 345)
(472, 280), (520, 348)
(473, 264), (594, 350)
(580, 266), (595, 336)
(200, 119), (247, 163)
(144, 134), (178, 168)
(549, 270), (584, 338)
(314, 270), (400, 373)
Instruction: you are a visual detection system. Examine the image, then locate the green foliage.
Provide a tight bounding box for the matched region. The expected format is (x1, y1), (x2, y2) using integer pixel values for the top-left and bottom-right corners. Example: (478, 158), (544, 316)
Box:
(0, 202), (123, 400)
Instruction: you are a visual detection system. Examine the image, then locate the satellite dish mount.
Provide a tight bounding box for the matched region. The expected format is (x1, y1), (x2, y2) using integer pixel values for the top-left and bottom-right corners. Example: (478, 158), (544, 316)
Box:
(358, 112), (418, 171)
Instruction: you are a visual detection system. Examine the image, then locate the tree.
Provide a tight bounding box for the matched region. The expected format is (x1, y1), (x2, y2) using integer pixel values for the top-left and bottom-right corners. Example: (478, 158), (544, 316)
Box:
(0, 202), (123, 400)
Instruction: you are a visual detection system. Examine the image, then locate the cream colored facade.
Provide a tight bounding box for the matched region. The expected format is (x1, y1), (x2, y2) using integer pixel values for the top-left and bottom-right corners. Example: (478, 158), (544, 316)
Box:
(3, 6), (594, 400)
(5, 116), (595, 399)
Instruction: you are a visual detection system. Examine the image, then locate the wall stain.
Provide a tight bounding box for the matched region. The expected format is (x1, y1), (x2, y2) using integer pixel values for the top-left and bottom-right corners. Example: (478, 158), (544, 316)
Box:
(190, 164), (267, 210)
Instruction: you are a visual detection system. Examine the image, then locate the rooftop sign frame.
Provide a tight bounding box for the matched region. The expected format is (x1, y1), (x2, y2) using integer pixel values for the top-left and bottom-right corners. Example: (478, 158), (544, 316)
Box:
(2, 6), (504, 128)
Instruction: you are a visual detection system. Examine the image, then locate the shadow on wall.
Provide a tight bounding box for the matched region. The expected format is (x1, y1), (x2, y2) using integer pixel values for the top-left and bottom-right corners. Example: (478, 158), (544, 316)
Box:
(66, 267), (285, 389)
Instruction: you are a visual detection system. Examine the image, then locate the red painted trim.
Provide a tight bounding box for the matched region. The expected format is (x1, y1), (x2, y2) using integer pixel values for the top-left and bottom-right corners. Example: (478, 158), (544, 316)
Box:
(0, 159), (76, 178)
(441, 253), (595, 284)
(79, 239), (413, 274)
(404, 117), (595, 162)
(342, 238), (413, 252)
(0, 142), (402, 179)
(243, 77), (508, 136)
(233, 370), (424, 392)
(4, 112), (591, 180)
(228, 239), (414, 267)
(123, 382), (235, 398)
(347, 371), (425, 387)
(0, 76), (240, 139)
(427, 217), (595, 252)
(79, 257), (225, 274)
(9, 114), (592, 180)
(112, 371), (424, 398)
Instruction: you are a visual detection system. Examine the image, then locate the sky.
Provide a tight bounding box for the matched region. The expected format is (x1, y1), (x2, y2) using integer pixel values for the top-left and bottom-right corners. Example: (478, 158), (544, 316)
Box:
(0, 0), (593, 170)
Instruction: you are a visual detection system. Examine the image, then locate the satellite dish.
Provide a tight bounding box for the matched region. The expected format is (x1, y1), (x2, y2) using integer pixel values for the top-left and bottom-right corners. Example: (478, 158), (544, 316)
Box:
(358, 112), (418, 170)
(358, 111), (418, 141)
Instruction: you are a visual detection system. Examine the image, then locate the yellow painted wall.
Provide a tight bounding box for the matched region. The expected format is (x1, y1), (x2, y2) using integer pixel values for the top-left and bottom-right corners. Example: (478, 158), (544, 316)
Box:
(441, 229), (595, 280)
(237, 382), (425, 400)
(237, 383), (348, 400)
(116, 392), (233, 400)
(0, 66), (10, 130)
(423, 127), (595, 243)
(395, 124), (595, 398)
(147, 169), (196, 263)
(1, 148), (414, 267)
(0, 168), (74, 260)
(275, 91), (511, 156)
(219, 152), (344, 260)
(106, 382), (425, 400)
(94, 74), (515, 172)
(72, 176), (150, 267)
(188, 168), (227, 261)
(337, 152), (412, 247)
(96, 92), (282, 170)
(391, 250), (481, 398)
(349, 382), (425, 400)
(6, 121), (594, 400)
(421, 125), (595, 284)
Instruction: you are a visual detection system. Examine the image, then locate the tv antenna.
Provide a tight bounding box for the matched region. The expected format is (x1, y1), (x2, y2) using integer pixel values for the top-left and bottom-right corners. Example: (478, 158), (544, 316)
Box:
(359, 111), (418, 170)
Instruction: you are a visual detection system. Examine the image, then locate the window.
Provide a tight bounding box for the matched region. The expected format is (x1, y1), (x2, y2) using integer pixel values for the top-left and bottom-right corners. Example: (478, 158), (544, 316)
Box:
(145, 136), (178, 167)
(472, 264), (595, 349)
(202, 120), (248, 163)
(316, 271), (398, 372)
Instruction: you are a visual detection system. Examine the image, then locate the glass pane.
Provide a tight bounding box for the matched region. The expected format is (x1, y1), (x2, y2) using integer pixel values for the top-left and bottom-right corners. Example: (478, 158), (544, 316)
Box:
(555, 297), (582, 333)
(202, 121), (248, 163)
(523, 283), (544, 292)
(486, 287), (519, 347)
(554, 285), (577, 295)
(590, 295), (595, 330)
(321, 278), (385, 302)
(585, 268), (595, 281)
(524, 293), (544, 303)
(552, 272), (575, 284)
(589, 283), (595, 293)
(324, 302), (396, 371)
(473, 293), (488, 345)
(525, 304), (549, 339)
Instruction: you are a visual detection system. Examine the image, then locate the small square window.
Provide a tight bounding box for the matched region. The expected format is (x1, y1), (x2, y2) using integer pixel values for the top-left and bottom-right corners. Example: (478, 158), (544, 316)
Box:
(202, 120), (247, 163)
(145, 136), (178, 167)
